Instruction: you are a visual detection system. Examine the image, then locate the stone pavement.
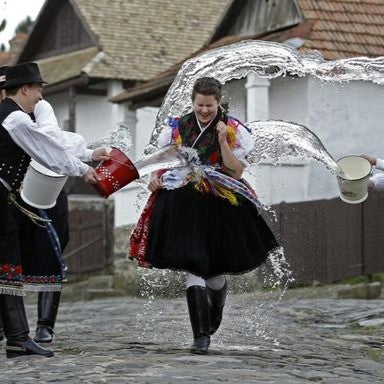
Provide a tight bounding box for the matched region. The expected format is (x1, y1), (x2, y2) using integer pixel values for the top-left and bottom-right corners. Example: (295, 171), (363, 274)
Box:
(0, 291), (383, 383)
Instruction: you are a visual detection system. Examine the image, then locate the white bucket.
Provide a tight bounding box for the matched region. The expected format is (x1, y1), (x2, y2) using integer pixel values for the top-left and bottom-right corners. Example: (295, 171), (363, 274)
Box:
(336, 156), (372, 204)
(20, 160), (68, 209)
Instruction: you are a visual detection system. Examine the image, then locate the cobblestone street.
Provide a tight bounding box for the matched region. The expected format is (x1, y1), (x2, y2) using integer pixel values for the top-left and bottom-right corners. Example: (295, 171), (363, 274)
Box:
(1, 291), (383, 383)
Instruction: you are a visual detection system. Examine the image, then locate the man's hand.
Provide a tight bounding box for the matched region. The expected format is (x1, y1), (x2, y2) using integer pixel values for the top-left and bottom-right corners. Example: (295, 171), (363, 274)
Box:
(83, 166), (99, 184)
(92, 148), (110, 162)
(361, 154), (377, 166)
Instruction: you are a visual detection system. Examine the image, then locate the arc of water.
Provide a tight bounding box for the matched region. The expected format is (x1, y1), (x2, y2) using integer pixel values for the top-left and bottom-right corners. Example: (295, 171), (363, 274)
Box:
(144, 40), (384, 156)
(246, 120), (341, 174)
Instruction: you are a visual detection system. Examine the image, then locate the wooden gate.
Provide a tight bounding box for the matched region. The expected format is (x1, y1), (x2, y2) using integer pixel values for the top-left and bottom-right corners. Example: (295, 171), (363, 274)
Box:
(63, 197), (114, 281)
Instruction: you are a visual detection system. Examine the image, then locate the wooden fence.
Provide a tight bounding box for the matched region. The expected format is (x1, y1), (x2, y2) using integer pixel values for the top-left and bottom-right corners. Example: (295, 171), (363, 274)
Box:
(61, 192), (384, 285)
(264, 190), (384, 285)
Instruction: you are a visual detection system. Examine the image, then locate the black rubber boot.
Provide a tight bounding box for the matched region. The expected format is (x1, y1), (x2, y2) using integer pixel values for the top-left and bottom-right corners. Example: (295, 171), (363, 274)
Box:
(34, 291), (61, 343)
(206, 278), (227, 335)
(186, 286), (210, 354)
(0, 294), (53, 358)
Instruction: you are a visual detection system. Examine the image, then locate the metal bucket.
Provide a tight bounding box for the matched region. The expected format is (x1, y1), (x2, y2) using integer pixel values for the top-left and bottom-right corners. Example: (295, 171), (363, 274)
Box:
(92, 147), (139, 198)
(20, 160), (68, 209)
(336, 155), (372, 204)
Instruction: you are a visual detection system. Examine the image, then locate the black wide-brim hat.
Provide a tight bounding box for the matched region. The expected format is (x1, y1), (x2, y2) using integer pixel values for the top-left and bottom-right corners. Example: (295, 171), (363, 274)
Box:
(0, 66), (6, 89)
(4, 62), (48, 89)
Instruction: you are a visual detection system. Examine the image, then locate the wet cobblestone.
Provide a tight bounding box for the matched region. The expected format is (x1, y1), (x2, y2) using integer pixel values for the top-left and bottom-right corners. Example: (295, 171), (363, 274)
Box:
(0, 293), (383, 383)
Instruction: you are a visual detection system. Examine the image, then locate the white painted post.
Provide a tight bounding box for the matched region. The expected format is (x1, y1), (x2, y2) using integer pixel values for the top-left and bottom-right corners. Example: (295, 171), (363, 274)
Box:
(123, 102), (138, 160)
(245, 73), (270, 122)
(108, 81), (125, 134)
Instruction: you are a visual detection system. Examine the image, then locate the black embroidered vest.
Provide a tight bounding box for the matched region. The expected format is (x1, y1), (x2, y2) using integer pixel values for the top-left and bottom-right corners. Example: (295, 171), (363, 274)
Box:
(0, 98), (31, 191)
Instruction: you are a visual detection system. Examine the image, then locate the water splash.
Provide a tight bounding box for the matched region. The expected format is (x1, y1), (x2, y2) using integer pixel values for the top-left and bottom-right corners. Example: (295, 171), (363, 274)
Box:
(124, 40), (384, 347)
(247, 120), (341, 174)
(145, 40), (384, 155)
(87, 40), (377, 176)
(134, 144), (190, 178)
(88, 123), (132, 155)
(134, 246), (295, 347)
(131, 178), (151, 213)
(135, 268), (189, 344)
(263, 247), (295, 292)
(220, 247), (294, 347)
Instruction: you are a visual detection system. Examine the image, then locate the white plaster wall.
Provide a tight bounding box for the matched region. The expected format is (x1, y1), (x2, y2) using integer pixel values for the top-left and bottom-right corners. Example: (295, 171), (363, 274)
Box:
(134, 107), (159, 160)
(114, 106), (158, 227)
(44, 93), (70, 130)
(249, 76), (311, 205)
(45, 81), (125, 144)
(269, 76), (309, 125)
(108, 81), (125, 133)
(114, 182), (148, 227)
(306, 78), (384, 200)
(75, 94), (113, 142)
(258, 76), (384, 203)
(246, 162), (310, 205)
(223, 78), (247, 121)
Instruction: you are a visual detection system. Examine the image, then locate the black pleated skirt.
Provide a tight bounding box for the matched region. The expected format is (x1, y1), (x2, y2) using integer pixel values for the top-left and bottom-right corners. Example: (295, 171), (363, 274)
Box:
(13, 190), (69, 277)
(0, 186), (68, 293)
(146, 184), (278, 278)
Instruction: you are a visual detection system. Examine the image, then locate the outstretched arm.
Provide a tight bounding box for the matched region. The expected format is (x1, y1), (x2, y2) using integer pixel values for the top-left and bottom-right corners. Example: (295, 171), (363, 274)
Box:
(361, 154), (384, 170)
(35, 100), (109, 163)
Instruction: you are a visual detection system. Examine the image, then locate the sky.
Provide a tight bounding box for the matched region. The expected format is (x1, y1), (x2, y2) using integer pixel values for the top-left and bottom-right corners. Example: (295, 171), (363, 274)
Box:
(0, 0), (45, 48)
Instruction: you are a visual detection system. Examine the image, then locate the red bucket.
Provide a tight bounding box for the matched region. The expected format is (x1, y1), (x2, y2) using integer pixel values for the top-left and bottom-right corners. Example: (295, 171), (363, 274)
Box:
(92, 147), (139, 198)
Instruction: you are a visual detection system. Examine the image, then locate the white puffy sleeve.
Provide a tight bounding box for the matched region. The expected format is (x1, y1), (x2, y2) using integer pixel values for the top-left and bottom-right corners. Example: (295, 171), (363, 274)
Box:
(232, 123), (253, 165)
(3, 111), (89, 176)
(370, 172), (384, 191)
(157, 125), (173, 148)
(375, 158), (384, 171)
(34, 100), (93, 162)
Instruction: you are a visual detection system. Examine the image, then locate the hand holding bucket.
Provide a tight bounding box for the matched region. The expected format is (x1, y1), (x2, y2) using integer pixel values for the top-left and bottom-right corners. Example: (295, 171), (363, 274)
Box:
(92, 147), (139, 198)
(336, 155), (372, 204)
(92, 145), (189, 198)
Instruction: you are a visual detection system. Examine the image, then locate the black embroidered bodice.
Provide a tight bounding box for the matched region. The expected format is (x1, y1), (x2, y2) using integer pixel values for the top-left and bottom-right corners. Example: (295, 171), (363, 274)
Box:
(0, 98), (31, 191)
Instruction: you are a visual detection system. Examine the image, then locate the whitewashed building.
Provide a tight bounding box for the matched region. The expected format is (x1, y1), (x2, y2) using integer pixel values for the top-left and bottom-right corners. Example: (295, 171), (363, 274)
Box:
(16, 0), (232, 195)
(15, 0), (384, 228)
(112, 0), (384, 226)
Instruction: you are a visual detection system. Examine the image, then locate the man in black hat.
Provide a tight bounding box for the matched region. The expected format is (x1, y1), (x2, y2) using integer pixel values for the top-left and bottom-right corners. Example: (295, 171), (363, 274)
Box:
(21, 98), (84, 345)
(0, 62), (109, 358)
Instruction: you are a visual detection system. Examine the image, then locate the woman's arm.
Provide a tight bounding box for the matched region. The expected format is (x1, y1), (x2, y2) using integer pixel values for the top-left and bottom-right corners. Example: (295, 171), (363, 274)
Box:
(216, 121), (244, 179)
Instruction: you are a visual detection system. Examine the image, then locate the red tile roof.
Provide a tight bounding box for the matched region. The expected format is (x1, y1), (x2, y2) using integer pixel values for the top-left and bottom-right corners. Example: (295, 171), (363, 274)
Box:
(298, 0), (384, 59)
(0, 33), (29, 66)
(112, 0), (384, 103)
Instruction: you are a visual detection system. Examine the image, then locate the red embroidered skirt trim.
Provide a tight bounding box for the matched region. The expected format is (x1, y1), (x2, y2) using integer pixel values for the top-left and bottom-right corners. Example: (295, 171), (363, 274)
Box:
(128, 191), (158, 268)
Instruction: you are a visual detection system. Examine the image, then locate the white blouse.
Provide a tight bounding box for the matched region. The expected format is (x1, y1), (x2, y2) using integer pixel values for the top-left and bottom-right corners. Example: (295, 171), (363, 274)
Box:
(370, 159), (384, 191)
(158, 116), (254, 190)
(2, 100), (90, 177)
